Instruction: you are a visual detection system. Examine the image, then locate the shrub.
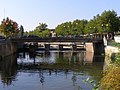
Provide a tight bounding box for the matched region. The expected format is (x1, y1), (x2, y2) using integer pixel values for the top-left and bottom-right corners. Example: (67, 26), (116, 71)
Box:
(100, 64), (120, 90)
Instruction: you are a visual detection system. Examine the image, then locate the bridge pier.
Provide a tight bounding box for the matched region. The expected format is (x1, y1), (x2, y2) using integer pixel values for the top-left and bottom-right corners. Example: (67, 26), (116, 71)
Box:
(45, 44), (50, 51)
(59, 44), (63, 51)
(85, 40), (105, 54)
(72, 44), (77, 51)
(93, 41), (105, 54)
(29, 44), (36, 52)
(11, 37), (104, 53)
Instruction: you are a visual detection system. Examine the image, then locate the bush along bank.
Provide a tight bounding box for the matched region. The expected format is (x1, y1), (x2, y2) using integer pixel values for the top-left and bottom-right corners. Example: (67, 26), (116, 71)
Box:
(100, 53), (120, 90)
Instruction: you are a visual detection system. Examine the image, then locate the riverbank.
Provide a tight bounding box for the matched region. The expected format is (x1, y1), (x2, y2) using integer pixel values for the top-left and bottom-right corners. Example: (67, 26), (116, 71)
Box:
(104, 45), (119, 70)
(100, 45), (120, 90)
(100, 60), (120, 90)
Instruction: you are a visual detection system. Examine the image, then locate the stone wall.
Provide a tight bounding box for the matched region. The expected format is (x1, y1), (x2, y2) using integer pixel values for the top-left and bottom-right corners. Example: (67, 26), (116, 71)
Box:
(0, 41), (17, 58)
(105, 46), (119, 56)
(114, 36), (120, 43)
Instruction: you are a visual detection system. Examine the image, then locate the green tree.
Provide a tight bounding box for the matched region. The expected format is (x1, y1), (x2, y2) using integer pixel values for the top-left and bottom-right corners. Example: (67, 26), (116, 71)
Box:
(55, 22), (71, 36)
(37, 23), (48, 32)
(84, 18), (99, 34)
(99, 10), (120, 33)
(28, 22), (50, 37)
(84, 10), (120, 39)
(55, 19), (88, 36)
(39, 29), (50, 37)
(73, 19), (88, 35)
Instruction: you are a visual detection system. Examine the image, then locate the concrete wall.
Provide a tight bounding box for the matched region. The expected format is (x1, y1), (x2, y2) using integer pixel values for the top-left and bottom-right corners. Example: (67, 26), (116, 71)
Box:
(114, 36), (120, 43)
(105, 46), (119, 56)
(85, 43), (94, 52)
(0, 41), (17, 58)
(85, 41), (105, 54)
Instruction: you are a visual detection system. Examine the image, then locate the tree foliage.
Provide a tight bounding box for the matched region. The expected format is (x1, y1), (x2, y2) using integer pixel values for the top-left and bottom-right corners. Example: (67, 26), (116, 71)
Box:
(26, 10), (120, 38)
(55, 19), (88, 36)
(36, 23), (48, 32)
(0, 17), (19, 37)
(28, 22), (50, 37)
(100, 10), (120, 33)
(55, 10), (120, 37)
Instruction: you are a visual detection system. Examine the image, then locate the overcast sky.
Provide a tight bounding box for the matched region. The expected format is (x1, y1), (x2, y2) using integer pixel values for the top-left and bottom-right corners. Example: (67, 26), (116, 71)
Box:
(0, 0), (120, 31)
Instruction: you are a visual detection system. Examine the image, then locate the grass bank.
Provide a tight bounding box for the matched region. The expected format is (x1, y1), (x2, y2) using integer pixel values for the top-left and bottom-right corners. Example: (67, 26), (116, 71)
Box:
(100, 41), (120, 90)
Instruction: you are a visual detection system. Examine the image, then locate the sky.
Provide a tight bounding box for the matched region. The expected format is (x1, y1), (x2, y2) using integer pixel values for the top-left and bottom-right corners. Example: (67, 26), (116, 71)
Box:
(0, 0), (120, 31)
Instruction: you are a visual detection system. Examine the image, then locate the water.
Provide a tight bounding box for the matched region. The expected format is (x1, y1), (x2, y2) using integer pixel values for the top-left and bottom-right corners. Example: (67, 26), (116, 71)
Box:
(0, 51), (104, 90)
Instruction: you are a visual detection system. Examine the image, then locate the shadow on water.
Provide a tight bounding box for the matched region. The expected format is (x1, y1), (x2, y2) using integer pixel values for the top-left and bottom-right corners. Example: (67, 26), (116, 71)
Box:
(0, 50), (105, 90)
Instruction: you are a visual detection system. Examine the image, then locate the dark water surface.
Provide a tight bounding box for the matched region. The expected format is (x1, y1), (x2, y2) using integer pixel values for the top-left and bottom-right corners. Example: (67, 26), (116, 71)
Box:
(0, 51), (104, 90)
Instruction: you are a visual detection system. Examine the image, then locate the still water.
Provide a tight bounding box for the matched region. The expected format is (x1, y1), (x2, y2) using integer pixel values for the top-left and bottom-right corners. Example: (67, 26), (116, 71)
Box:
(0, 51), (104, 90)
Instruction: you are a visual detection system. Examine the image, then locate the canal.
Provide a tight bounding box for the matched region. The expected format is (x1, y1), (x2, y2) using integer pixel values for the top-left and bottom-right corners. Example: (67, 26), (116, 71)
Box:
(0, 50), (104, 90)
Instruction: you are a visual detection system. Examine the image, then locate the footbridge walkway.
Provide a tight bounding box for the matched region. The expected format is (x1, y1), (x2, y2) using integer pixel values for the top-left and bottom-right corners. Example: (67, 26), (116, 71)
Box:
(11, 37), (105, 54)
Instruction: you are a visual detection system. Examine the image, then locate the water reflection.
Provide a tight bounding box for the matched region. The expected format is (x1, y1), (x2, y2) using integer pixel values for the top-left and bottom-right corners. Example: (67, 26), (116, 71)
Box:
(0, 54), (17, 86)
(0, 51), (105, 90)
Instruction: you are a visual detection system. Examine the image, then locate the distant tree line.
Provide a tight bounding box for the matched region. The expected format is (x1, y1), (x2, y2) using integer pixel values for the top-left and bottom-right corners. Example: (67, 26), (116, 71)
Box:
(25, 10), (120, 38)
(55, 10), (120, 38)
(0, 10), (120, 38)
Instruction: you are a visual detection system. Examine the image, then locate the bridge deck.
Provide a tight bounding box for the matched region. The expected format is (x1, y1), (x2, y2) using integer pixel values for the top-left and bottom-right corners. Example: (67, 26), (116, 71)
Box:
(11, 37), (103, 43)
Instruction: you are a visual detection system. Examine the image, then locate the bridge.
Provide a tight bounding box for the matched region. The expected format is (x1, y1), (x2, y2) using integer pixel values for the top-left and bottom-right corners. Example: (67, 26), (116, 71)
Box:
(11, 37), (103, 42)
(0, 37), (105, 58)
(11, 37), (105, 54)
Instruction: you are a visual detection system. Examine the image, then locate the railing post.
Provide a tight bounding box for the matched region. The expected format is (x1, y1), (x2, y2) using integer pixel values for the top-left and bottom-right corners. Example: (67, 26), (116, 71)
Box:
(59, 44), (63, 51)
(45, 44), (50, 51)
(72, 44), (77, 51)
